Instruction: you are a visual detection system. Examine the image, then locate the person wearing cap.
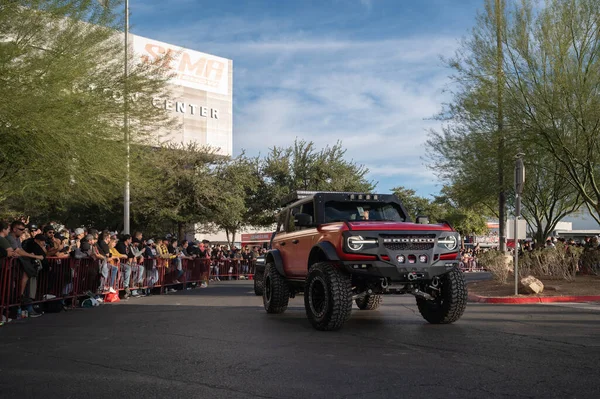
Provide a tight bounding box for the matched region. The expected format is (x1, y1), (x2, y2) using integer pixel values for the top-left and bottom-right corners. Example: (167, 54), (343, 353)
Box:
(15, 234), (49, 317)
(28, 224), (41, 237)
(73, 228), (85, 246)
(65, 227), (85, 257)
(6, 221), (45, 307)
(115, 234), (135, 297)
(71, 234), (93, 259)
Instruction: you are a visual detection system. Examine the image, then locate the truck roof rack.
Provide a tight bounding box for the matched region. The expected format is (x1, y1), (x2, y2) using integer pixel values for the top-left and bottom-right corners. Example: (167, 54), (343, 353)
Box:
(280, 191), (383, 207)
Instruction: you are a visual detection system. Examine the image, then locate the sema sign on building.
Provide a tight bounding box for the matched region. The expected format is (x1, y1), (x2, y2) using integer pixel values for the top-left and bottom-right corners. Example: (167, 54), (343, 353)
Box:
(133, 35), (233, 156)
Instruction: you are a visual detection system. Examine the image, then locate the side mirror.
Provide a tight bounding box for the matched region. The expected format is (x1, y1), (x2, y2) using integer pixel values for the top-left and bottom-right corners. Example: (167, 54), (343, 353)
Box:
(416, 215), (429, 224)
(294, 213), (313, 227)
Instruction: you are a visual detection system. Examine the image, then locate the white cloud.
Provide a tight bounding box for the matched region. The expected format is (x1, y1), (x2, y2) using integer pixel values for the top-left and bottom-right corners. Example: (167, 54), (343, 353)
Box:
(146, 15), (459, 195)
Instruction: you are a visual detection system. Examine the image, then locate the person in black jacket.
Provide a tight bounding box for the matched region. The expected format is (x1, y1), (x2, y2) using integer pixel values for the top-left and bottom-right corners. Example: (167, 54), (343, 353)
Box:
(116, 234), (134, 297)
(20, 234), (48, 317)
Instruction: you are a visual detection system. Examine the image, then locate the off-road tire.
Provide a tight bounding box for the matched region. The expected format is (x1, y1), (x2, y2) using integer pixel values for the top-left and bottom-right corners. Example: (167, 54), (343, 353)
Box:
(304, 262), (352, 331)
(263, 263), (289, 314)
(355, 295), (382, 310)
(416, 268), (467, 324)
(254, 271), (264, 296)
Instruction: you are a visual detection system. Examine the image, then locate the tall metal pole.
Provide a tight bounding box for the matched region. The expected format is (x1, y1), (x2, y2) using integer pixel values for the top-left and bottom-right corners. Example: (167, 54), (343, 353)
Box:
(514, 154), (525, 295)
(123, 0), (130, 234)
(496, 0), (506, 253)
(514, 195), (519, 295)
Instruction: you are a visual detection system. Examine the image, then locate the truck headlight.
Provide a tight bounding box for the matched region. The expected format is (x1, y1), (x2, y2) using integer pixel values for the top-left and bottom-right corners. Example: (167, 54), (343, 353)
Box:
(347, 236), (378, 251)
(438, 235), (458, 251)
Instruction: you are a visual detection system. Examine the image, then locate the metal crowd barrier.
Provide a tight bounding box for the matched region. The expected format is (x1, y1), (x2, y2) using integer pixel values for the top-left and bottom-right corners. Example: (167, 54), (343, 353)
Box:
(459, 258), (487, 272)
(0, 256), (256, 321)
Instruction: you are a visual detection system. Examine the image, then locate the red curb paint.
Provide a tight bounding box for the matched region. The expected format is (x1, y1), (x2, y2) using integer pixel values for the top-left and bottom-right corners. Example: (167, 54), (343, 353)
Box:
(468, 293), (600, 304)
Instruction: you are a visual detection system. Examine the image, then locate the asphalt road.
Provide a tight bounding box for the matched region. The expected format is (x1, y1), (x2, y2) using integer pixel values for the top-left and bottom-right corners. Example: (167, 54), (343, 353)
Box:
(0, 279), (599, 399)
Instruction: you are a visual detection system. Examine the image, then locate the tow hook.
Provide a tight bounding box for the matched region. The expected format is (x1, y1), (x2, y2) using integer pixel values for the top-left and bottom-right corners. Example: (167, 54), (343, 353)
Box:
(429, 276), (441, 291)
(407, 272), (424, 281)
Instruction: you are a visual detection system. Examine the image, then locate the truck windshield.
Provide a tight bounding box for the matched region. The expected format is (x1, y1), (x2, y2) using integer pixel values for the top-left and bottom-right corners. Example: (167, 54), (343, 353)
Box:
(324, 201), (406, 223)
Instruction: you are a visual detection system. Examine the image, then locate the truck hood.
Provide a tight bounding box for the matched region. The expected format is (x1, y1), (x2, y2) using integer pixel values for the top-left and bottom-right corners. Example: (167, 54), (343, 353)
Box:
(347, 221), (453, 232)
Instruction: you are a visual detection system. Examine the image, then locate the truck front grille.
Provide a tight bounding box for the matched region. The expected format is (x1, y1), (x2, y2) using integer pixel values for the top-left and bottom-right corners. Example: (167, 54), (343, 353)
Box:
(381, 234), (436, 251)
(384, 242), (434, 251)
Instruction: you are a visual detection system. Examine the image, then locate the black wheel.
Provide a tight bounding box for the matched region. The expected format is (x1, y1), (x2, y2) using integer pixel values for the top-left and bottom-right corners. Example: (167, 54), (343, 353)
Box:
(254, 271), (264, 296)
(416, 268), (467, 324)
(355, 294), (382, 310)
(304, 262), (352, 331)
(263, 263), (289, 314)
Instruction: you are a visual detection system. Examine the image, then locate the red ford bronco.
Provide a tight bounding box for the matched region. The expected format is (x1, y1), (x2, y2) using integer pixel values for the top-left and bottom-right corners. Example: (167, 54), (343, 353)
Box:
(255, 191), (467, 331)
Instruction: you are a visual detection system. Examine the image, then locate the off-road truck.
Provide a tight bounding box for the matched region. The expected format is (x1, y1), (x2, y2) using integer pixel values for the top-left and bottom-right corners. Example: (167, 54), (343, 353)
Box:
(260, 191), (467, 331)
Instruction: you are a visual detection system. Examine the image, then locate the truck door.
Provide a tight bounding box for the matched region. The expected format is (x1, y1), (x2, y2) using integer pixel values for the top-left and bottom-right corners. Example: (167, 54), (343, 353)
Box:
(271, 208), (295, 276)
(285, 201), (317, 278)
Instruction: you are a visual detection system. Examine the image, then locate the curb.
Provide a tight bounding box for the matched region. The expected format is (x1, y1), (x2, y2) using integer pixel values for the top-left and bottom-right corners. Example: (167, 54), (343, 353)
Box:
(468, 293), (600, 304)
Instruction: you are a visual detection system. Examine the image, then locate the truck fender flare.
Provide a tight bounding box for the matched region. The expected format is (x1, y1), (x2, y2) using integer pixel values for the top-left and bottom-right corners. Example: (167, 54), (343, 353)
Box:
(308, 241), (340, 270)
(266, 250), (286, 277)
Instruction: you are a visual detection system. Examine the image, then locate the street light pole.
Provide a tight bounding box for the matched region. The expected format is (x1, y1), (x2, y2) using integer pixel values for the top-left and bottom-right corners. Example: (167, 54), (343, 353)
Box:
(514, 153), (525, 295)
(97, 0), (130, 233)
(123, 0), (130, 234)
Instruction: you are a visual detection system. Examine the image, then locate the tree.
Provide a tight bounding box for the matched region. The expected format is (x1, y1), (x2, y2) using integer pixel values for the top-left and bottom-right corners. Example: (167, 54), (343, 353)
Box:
(432, 186), (490, 239)
(429, 0), (510, 250)
(0, 1), (174, 218)
(501, 0), (600, 224)
(210, 155), (260, 246)
(427, 0), (587, 244)
(391, 186), (443, 221)
(255, 139), (375, 225)
(392, 185), (489, 240)
(130, 143), (221, 238)
(519, 151), (582, 245)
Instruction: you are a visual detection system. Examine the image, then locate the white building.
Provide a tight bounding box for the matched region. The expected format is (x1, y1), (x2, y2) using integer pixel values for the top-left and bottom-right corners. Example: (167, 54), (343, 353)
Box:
(132, 34), (233, 155)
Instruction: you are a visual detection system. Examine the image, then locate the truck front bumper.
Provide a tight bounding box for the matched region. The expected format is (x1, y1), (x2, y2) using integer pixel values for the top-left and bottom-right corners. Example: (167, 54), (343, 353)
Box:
(341, 259), (459, 282)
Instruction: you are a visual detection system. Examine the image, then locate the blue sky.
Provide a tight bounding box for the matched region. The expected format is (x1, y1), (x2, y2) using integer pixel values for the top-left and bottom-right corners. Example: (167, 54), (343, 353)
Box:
(129, 0), (480, 193)
(128, 0), (595, 229)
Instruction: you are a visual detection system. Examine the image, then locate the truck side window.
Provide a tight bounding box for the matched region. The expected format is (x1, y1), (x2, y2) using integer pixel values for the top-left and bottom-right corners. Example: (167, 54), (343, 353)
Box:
(301, 201), (315, 223)
(276, 212), (285, 233)
(287, 206), (301, 232)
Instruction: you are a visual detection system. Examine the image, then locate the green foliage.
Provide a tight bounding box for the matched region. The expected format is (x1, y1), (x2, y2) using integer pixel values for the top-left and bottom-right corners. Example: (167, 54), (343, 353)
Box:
(579, 249), (600, 276)
(520, 244), (582, 281)
(478, 250), (511, 283)
(0, 6), (376, 235)
(210, 154), (261, 245)
(502, 0), (600, 224)
(130, 142), (221, 236)
(0, 0), (174, 218)
(255, 139), (375, 226)
(391, 187), (437, 220)
(427, 0), (587, 243)
(391, 185), (489, 237)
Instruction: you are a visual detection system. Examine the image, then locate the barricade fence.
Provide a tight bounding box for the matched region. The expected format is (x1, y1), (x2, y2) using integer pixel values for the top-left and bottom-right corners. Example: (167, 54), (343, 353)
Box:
(0, 256), (256, 320)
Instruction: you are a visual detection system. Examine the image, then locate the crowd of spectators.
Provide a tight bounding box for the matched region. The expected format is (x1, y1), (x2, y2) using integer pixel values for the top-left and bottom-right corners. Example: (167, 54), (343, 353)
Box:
(460, 236), (600, 272)
(0, 218), (266, 319)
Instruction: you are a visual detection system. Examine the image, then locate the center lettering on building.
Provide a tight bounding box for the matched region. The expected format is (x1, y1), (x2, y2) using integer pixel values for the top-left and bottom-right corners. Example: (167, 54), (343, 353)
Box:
(152, 97), (219, 119)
